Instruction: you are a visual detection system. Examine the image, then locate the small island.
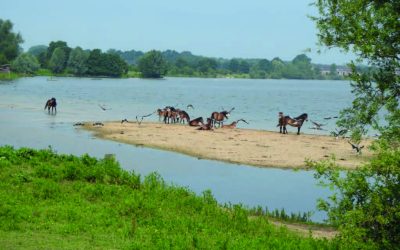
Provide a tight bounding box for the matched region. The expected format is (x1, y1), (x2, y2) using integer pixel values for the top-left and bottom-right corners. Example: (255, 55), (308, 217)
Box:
(83, 121), (372, 169)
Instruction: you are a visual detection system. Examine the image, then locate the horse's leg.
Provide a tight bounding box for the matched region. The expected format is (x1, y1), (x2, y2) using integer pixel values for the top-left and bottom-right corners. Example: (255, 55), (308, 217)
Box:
(279, 126), (282, 133)
(297, 127), (300, 135)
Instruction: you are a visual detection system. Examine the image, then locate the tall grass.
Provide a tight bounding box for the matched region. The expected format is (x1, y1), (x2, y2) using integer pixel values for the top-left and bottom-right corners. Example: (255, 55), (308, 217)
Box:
(0, 146), (340, 249)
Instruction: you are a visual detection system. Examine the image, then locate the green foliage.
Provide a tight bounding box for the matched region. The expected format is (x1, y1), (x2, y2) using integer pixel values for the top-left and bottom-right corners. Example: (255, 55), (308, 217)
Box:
(11, 53), (40, 74)
(0, 19), (23, 65)
(0, 146), (337, 249)
(86, 49), (128, 77)
(66, 47), (89, 76)
(138, 50), (168, 78)
(312, 0), (400, 145)
(48, 47), (67, 73)
(27, 45), (48, 57)
(312, 4), (400, 247)
(309, 145), (400, 250)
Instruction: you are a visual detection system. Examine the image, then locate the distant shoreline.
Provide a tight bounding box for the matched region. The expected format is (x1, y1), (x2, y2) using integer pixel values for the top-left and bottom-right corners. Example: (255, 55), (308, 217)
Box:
(82, 121), (372, 170)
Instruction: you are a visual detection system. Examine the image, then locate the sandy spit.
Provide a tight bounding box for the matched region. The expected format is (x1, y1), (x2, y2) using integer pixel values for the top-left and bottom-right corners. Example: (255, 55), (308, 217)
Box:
(82, 121), (373, 170)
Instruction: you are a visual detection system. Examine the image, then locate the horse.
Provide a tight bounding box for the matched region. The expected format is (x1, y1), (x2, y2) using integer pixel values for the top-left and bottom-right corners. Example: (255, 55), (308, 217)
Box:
(197, 118), (213, 130)
(44, 97), (57, 114)
(189, 117), (204, 126)
(277, 112), (308, 135)
(157, 108), (167, 121)
(210, 107), (235, 128)
(161, 106), (178, 124)
(221, 119), (249, 129)
(178, 110), (190, 124)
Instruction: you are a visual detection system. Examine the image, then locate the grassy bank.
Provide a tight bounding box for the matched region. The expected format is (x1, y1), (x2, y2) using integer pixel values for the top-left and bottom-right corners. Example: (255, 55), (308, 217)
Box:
(0, 146), (339, 249)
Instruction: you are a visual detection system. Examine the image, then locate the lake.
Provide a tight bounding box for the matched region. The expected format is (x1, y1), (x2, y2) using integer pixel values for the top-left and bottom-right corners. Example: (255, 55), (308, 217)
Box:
(0, 77), (353, 222)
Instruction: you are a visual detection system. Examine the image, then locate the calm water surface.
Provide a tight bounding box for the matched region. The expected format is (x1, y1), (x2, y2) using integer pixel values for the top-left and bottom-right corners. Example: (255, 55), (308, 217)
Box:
(0, 77), (353, 222)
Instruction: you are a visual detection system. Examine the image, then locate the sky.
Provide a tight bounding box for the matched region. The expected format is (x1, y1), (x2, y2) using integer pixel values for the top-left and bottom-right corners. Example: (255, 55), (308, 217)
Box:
(1, 0), (355, 65)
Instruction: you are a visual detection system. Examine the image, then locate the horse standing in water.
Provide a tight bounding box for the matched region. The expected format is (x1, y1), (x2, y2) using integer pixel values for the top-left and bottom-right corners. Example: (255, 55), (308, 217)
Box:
(44, 97), (57, 114)
(277, 112), (308, 135)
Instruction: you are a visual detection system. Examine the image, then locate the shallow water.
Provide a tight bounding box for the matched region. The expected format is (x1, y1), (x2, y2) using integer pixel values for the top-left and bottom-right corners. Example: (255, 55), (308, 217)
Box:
(0, 77), (353, 222)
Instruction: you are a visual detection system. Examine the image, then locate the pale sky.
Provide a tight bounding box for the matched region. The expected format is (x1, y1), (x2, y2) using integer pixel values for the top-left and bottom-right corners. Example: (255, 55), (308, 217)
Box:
(1, 0), (355, 65)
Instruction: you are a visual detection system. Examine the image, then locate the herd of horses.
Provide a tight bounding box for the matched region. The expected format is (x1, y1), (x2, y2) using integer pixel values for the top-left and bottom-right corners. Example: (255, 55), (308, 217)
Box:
(44, 97), (309, 134)
(156, 106), (251, 131)
(156, 105), (308, 134)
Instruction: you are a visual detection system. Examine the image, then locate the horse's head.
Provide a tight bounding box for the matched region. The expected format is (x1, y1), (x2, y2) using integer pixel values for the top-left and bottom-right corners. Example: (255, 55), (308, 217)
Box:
(221, 111), (229, 118)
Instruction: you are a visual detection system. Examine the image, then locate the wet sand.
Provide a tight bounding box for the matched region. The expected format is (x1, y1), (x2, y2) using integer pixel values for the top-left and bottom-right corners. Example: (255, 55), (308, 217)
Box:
(83, 121), (373, 170)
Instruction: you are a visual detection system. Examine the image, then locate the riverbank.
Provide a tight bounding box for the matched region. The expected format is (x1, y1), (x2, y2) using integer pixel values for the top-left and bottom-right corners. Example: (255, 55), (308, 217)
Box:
(83, 121), (372, 169)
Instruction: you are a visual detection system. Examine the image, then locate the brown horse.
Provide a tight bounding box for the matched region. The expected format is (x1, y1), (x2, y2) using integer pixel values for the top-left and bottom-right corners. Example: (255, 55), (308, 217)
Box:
(44, 97), (57, 114)
(178, 110), (190, 124)
(210, 107), (235, 128)
(162, 106), (179, 124)
(157, 108), (167, 121)
(197, 118), (213, 130)
(189, 117), (204, 126)
(277, 112), (308, 135)
(221, 119), (249, 129)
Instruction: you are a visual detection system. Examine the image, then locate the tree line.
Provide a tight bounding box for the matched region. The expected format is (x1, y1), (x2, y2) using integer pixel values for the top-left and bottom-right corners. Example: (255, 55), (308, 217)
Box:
(1, 18), (347, 79)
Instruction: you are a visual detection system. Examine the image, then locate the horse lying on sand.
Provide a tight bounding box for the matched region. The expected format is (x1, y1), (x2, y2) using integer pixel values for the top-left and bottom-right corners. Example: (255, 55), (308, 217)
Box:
(221, 119), (249, 129)
(197, 118), (213, 130)
(277, 112), (308, 135)
(189, 117), (204, 126)
(44, 97), (57, 114)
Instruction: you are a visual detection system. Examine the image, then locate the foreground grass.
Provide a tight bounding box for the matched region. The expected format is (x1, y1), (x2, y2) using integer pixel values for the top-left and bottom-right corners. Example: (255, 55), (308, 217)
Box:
(0, 146), (338, 249)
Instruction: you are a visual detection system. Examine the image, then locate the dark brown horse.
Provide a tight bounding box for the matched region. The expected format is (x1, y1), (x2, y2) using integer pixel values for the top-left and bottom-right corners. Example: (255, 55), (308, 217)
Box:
(210, 107), (234, 128)
(178, 110), (190, 124)
(277, 112), (308, 135)
(197, 118), (213, 130)
(44, 97), (57, 114)
(221, 119), (249, 129)
(189, 117), (204, 126)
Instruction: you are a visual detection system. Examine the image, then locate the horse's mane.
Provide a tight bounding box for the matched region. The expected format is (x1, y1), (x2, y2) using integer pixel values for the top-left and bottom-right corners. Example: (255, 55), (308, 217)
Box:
(294, 113), (308, 120)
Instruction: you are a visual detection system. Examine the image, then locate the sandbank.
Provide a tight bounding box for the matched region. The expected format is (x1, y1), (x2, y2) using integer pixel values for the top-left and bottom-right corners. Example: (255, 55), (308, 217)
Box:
(82, 121), (373, 170)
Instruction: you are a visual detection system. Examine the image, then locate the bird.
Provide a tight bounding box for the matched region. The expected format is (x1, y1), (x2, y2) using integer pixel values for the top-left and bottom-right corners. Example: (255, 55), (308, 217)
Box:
(186, 104), (194, 110)
(121, 119), (129, 124)
(310, 120), (326, 130)
(73, 122), (84, 126)
(330, 128), (348, 139)
(348, 141), (364, 154)
(324, 116), (339, 120)
(98, 104), (111, 111)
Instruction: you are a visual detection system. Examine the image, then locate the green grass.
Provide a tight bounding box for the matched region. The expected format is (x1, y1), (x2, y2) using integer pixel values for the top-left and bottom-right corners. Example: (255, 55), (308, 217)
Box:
(0, 146), (339, 249)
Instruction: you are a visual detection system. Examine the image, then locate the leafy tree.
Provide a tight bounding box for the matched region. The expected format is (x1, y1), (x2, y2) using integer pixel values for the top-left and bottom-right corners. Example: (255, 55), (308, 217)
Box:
(228, 59), (240, 73)
(86, 49), (128, 77)
(310, 145), (400, 250)
(312, 0), (400, 144)
(311, 1), (400, 249)
(11, 53), (40, 74)
(67, 47), (89, 76)
(46, 41), (71, 70)
(27, 45), (47, 57)
(138, 50), (167, 78)
(48, 47), (67, 73)
(284, 54), (315, 79)
(270, 57), (285, 79)
(196, 58), (217, 74)
(0, 19), (23, 65)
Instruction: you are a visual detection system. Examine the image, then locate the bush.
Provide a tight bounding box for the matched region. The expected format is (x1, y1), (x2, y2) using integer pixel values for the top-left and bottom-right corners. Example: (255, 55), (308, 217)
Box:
(310, 142), (400, 250)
